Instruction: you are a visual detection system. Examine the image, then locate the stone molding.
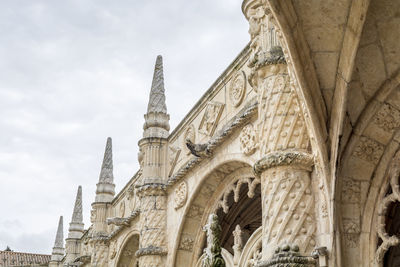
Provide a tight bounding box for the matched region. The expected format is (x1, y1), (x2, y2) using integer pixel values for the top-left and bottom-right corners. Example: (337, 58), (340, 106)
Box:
(167, 99), (258, 186)
(136, 183), (167, 196)
(257, 245), (316, 267)
(135, 245), (168, 257)
(253, 150), (314, 175)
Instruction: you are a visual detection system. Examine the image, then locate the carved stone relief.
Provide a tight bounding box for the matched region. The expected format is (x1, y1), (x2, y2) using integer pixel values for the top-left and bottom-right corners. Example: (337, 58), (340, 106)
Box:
(374, 103), (400, 133)
(256, 68), (310, 156)
(199, 102), (224, 137)
(109, 240), (117, 260)
(261, 168), (316, 258)
(239, 123), (258, 155)
(169, 146), (181, 176)
(230, 71), (247, 107)
(187, 204), (205, 220)
(178, 234), (195, 252)
(174, 181), (188, 210)
(232, 225), (243, 265)
(343, 218), (361, 248)
(341, 178), (361, 204)
(353, 136), (384, 164)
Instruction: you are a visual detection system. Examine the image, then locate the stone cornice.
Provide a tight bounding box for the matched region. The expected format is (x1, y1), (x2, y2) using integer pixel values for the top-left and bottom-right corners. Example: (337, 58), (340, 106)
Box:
(135, 245), (168, 257)
(136, 183), (167, 196)
(253, 150), (314, 175)
(167, 99), (258, 187)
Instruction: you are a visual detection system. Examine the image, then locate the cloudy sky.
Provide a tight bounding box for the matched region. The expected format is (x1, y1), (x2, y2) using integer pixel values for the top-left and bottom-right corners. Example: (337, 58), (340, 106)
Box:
(0, 0), (248, 255)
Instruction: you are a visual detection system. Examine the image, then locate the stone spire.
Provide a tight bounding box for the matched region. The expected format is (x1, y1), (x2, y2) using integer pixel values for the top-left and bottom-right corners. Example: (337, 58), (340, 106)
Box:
(51, 216), (64, 261)
(68, 186), (84, 239)
(95, 137), (115, 202)
(147, 55), (167, 114)
(143, 55), (170, 138)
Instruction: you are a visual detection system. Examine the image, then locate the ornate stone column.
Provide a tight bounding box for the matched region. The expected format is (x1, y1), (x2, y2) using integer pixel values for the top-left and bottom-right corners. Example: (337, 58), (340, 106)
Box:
(242, 1), (317, 265)
(136, 55), (169, 267)
(136, 184), (167, 267)
(65, 186), (85, 264)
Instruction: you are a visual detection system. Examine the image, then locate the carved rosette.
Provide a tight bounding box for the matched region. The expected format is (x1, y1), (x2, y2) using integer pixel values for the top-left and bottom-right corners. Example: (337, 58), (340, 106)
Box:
(240, 124), (258, 155)
(230, 71), (247, 107)
(174, 181), (188, 209)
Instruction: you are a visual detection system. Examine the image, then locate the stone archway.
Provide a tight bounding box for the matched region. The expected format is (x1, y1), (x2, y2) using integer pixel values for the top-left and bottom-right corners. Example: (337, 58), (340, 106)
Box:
(173, 161), (260, 267)
(116, 233), (139, 267)
(339, 69), (400, 266)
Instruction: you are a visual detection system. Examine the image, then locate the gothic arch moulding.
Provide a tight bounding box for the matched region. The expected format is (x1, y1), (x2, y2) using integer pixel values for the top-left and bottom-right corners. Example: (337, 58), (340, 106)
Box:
(114, 231), (140, 267)
(171, 158), (260, 267)
(338, 68), (400, 267)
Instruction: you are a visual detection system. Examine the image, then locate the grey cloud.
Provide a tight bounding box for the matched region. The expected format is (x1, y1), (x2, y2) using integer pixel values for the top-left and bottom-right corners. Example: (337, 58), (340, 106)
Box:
(0, 0), (248, 254)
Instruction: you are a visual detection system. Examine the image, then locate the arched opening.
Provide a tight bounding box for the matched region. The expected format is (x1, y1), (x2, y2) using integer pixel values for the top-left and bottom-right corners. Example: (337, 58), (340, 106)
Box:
(215, 181), (262, 255)
(383, 198), (400, 266)
(116, 234), (139, 267)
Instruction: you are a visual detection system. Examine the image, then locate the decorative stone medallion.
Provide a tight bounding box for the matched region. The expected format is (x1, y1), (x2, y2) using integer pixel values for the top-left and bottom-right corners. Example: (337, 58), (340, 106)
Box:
(174, 181), (188, 209)
(239, 123), (257, 155)
(230, 71), (247, 107)
(198, 101), (224, 136)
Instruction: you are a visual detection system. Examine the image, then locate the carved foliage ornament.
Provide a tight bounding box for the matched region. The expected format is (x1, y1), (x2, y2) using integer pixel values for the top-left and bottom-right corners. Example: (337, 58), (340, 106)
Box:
(239, 123), (257, 155)
(230, 71), (247, 107)
(174, 181), (188, 210)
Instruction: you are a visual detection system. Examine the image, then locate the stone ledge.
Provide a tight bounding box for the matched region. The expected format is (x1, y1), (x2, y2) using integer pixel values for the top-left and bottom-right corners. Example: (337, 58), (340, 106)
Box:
(254, 150), (314, 175)
(135, 245), (167, 257)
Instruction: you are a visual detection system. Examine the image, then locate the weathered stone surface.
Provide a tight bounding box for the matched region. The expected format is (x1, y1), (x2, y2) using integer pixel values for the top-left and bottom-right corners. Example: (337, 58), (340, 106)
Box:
(47, 1), (400, 267)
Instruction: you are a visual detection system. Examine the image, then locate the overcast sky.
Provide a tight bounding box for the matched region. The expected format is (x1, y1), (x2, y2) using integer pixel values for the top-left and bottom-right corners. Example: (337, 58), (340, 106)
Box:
(0, 0), (248, 255)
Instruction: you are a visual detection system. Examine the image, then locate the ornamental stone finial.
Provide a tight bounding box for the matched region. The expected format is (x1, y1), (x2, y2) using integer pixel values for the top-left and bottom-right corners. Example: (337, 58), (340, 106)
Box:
(51, 216), (65, 261)
(143, 55), (170, 139)
(147, 55), (167, 114)
(68, 185), (84, 239)
(95, 137), (115, 202)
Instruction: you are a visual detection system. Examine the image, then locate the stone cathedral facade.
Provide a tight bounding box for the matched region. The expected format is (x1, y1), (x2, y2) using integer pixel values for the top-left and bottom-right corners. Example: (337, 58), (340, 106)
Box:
(47, 0), (400, 266)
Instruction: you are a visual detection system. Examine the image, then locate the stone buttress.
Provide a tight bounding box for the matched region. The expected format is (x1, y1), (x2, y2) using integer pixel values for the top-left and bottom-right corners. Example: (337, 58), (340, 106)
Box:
(90, 137), (116, 266)
(65, 185), (85, 265)
(136, 55), (170, 267)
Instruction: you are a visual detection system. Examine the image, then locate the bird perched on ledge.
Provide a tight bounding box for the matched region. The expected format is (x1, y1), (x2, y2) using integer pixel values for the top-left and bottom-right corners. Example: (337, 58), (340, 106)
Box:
(186, 139), (212, 158)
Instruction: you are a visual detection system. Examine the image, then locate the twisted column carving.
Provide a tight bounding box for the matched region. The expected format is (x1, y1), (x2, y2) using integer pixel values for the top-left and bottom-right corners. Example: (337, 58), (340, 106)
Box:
(136, 184), (167, 267)
(243, 1), (316, 266)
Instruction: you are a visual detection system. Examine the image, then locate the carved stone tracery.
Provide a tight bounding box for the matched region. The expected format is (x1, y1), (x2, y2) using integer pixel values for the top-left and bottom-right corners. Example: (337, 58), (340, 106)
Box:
(375, 150), (400, 263)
